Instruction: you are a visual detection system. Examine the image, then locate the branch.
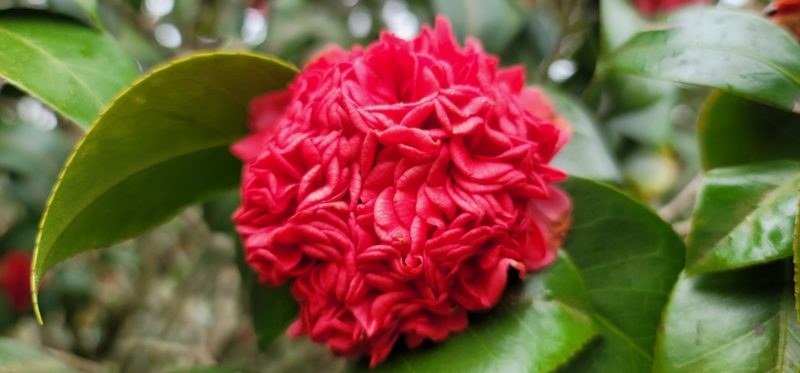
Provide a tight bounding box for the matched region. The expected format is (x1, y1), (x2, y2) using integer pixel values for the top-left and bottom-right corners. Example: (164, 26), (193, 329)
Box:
(659, 174), (703, 223)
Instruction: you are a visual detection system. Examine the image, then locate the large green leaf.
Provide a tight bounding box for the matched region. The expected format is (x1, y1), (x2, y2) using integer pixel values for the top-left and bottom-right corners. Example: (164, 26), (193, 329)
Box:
(699, 91), (800, 170)
(686, 161), (800, 274)
(0, 337), (78, 372)
(431, 0), (523, 54)
(31, 52), (297, 321)
(353, 252), (597, 372)
(0, 11), (138, 128)
(654, 262), (800, 372)
(608, 8), (800, 113)
(547, 89), (620, 181)
(559, 177), (686, 372)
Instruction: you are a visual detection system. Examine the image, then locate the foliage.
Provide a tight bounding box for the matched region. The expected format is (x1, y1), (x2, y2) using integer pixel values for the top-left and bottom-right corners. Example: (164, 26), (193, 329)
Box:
(0, 0), (799, 372)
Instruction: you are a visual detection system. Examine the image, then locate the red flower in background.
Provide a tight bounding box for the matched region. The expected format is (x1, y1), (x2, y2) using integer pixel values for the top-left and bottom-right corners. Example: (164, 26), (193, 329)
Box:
(633, 0), (710, 16)
(766, 0), (800, 40)
(0, 251), (32, 313)
(233, 17), (571, 366)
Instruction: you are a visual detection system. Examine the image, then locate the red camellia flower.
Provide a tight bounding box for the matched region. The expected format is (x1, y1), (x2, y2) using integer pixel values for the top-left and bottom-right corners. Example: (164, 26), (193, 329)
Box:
(766, 0), (800, 40)
(633, 0), (710, 16)
(0, 251), (33, 313)
(232, 17), (572, 366)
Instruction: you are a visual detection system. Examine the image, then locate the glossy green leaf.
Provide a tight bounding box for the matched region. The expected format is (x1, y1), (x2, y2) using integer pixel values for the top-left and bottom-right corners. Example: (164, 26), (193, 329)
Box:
(699, 91), (800, 170)
(559, 177), (685, 372)
(547, 89), (620, 181)
(604, 76), (678, 146)
(0, 337), (78, 372)
(609, 8), (800, 113)
(355, 252), (597, 373)
(686, 161), (800, 274)
(431, 0), (523, 54)
(654, 262), (800, 372)
(600, 0), (646, 54)
(31, 52), (297, 322)
(0, 11), (138, 128)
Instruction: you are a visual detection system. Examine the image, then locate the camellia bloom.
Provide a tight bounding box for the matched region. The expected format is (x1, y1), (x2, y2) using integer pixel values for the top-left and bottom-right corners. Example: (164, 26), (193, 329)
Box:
(233, 17), (571, 366)
(633, 0), (710, 16)
(0, 251), (32, 313)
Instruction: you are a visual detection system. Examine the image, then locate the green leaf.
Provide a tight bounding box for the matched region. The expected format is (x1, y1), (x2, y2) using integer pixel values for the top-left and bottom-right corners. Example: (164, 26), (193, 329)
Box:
(653, 262), (800, 372)
(202, 191), (240, 233)
(608, 8), (800, 113)
(356, 252), (598, 372)
(604, 76), (678, 146)
(546, 89), (620, 181)
(686, 161), (800, 274)
(250, 282), (297, 351)
(0, 11), (138, 127)
(600, 0), (647, 54)
(0, 337), (79, 372)
(699, 91), (800, 170)
(559, 177), (685, 372)
(31, 52), (297, 322)
(431, 0), (523, 54)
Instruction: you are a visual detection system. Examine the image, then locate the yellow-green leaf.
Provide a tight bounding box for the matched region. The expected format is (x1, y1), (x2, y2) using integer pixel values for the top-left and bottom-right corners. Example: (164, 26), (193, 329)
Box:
(31, 52), (297, 322)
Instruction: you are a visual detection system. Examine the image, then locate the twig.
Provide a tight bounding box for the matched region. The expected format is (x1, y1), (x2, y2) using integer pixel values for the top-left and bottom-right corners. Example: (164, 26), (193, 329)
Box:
(672, 219), (692, 238)
(45, 347), (109, 373)
(659, 174), (703, 222)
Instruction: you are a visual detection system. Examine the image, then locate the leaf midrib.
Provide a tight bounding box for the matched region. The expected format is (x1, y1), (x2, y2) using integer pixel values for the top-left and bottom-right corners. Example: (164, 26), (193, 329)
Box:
(36, 140), (235, 278)
(593, 313), (651, 360)
(0, 24), (106, 109)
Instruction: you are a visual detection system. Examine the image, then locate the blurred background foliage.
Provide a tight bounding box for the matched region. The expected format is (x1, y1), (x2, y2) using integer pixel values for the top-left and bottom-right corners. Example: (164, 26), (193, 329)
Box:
(0, 0), (779, 372)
